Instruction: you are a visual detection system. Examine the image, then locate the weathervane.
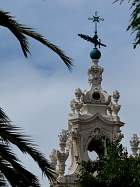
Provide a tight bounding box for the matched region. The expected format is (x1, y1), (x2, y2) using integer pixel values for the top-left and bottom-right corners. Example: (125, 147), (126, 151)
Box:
(78, 11), (106, 49)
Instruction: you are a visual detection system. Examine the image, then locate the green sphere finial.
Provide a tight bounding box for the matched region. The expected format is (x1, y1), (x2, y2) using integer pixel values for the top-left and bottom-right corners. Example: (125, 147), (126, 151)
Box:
(90, 48), (101, 60)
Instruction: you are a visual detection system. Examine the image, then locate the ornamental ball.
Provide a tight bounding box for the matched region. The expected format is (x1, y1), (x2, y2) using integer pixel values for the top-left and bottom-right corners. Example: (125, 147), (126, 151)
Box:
(90, 48), (101, 60)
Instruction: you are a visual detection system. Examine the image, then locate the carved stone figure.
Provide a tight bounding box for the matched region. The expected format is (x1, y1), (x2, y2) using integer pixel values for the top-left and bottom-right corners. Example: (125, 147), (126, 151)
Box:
(58, 129), (68, 153)
(56, 150), (69, 178)
(130, 134), (140, 156)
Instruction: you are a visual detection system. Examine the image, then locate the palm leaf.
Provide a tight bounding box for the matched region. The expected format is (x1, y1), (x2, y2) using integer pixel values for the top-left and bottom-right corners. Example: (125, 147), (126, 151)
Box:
(0, 157), (40, 187)
(0, 143), (41, 186)
(0, 172), (7, 187)
(0, 108), (56, 181)
(22, 28), (73, 70)
(0, 10), (73, 70)
(0, 11), (29, 57)
(113, 0), (140, 48)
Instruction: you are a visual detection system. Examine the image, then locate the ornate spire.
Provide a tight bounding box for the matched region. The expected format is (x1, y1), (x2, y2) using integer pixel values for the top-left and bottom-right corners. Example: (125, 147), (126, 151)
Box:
(78, 12), (106, 90)
(50, 12), (125, 187)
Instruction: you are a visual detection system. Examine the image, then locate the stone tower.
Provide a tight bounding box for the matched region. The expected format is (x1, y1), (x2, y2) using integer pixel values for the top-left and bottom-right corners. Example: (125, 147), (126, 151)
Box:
(49, 12), (124, 187)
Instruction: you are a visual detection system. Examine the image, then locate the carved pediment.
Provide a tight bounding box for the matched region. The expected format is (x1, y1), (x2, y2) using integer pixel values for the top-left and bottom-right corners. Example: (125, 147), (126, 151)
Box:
(69, 112), (124, 127)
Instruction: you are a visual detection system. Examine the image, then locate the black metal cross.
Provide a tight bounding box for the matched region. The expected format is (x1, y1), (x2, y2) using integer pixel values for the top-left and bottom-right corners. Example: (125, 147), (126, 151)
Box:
(88, 11), (104, 34)
(78, 11), (106, 49)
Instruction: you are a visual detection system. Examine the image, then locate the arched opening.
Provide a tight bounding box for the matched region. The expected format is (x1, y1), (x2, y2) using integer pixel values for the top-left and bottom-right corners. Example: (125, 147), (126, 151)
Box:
(92, 91), (101, 101)
(87, 137), (104, 160)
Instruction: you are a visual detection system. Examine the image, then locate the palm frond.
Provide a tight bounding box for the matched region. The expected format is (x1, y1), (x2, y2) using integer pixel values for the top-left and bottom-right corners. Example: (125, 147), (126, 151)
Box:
(0, 10), (73, 70)
(0, 108), (56, 181)
(113, 0), (140, 48)
(0, 11), (30, 57)
(0, 172), (7, 187)
(22, 27), (73, 70)
(0, 157), (40, 187)
(0, 143), (41, 186)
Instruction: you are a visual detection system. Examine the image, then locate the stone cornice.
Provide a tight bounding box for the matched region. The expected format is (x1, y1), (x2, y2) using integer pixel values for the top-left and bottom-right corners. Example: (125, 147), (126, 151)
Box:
(69, 112), (124, 127)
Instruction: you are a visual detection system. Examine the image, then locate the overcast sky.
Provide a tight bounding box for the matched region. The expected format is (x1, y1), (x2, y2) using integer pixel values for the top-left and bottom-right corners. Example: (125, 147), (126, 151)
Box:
(0, 0), (140, 186)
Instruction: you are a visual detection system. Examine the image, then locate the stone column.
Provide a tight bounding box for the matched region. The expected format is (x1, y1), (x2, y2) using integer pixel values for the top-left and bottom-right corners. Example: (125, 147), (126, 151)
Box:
(56, 130), (69, 179)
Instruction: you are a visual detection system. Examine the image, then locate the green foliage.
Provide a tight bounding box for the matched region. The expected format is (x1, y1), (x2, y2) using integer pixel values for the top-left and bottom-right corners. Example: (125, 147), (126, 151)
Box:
(79, 141), (140, 187)
(114, 0), (140, 48)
